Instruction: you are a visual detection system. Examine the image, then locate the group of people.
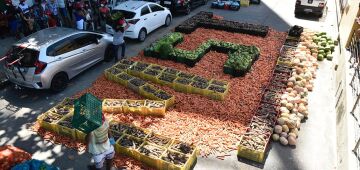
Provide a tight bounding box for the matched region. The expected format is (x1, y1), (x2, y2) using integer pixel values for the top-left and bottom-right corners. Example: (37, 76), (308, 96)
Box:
(0, 0), (112, 39)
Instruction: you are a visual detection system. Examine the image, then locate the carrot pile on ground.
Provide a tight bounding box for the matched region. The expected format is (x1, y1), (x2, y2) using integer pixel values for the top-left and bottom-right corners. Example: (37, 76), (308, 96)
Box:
(75, 28), (287, 157)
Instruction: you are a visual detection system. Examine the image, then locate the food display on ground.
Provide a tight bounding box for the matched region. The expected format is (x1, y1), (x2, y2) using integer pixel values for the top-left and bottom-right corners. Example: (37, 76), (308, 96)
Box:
(31, 11), (335, 169)
(0, 145), (32, 169)
(103, 99), (166, 116)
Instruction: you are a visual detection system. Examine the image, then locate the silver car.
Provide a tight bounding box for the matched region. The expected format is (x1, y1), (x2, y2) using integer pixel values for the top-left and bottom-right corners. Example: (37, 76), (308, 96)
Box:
(2, 27), (114, 92)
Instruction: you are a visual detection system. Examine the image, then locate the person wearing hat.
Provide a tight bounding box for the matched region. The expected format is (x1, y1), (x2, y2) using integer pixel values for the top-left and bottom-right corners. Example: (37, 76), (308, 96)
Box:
(112, 14), (129, 62)
(86, 114), (116, 170)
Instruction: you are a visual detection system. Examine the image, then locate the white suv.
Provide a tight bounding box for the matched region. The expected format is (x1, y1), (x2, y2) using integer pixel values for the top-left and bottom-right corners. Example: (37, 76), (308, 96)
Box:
(106, 1), (172, 42)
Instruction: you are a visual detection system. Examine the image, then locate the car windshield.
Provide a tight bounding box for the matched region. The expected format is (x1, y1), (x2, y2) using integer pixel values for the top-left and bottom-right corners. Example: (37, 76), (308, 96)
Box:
(111, 10), (136, 19)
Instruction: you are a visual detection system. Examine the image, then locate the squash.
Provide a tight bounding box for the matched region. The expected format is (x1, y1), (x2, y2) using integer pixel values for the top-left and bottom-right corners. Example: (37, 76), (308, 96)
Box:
(274, 125), (282, 134)
(288, 136), (297, 146)
(280, 137), (288, 145)
(272, 134), (280, 141)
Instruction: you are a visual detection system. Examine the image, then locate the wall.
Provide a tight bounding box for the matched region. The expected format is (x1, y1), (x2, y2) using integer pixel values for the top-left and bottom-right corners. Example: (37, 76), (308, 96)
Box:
(335, 0), (360, 169)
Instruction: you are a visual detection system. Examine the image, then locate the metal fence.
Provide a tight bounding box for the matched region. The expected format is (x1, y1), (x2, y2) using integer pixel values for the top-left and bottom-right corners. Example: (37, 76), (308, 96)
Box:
(348, 31), (360, 167)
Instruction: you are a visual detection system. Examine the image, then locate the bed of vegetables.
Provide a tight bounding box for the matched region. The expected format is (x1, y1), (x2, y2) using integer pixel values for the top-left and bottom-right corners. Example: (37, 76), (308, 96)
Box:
(31, 12), (336, 169)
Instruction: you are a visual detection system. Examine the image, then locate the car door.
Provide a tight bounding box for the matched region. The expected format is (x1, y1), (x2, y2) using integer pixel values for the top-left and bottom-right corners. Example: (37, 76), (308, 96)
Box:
(47, 33), (102, 79)
(140, 5), (156, 32)
(149, 4), (166, 28)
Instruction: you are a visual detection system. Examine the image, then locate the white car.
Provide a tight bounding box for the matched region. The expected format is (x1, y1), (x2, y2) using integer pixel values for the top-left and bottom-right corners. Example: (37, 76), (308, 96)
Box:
(106, 1), (172, 42)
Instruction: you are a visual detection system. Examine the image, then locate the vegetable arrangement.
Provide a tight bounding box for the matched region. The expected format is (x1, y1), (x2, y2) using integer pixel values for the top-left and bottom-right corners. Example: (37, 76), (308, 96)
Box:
(145, 33), (260, 76)
(309, 32), (337, 61)
(175, 11), (269, 37)
(103, 99), (166, 116)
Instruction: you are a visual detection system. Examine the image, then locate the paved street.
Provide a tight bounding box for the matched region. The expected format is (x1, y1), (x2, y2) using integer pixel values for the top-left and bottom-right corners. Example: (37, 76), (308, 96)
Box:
(0, 0), (339, 169)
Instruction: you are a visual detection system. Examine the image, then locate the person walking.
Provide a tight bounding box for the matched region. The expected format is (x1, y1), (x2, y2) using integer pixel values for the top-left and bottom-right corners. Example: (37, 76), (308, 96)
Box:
(86, 115), (115, 170)
(112, 15), (129, 63)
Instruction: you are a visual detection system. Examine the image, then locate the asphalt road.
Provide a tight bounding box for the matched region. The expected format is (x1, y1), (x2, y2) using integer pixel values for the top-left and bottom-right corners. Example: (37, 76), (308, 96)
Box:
(0, 0), (338, 169)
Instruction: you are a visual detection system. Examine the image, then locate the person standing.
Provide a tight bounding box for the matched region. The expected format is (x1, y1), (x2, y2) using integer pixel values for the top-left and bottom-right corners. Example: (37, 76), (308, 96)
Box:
(57, 0), (69, 26)
(66, 0), (74, 20)
(98, 0), (109, 31)
(86, 115), (115, 170)
(112, 16), (129, 63)
(47, 0), (60, 26)
(4, 0), (20, 39)
(73, 2), (85, 30)
(17, 0), (31, 36)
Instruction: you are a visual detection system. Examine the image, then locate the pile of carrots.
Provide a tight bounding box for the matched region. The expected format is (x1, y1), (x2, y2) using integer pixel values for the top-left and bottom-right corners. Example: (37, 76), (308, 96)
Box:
(0, 145), (32, 169)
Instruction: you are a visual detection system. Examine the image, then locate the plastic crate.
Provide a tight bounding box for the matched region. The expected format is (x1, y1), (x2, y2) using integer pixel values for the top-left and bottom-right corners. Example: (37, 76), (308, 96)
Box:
(75, 129), (87, 142)
(139, 84), (159, 100)
(144, 100), (166, 117)
(137, 142), (167, 170)
(37, 113), (63, 133)
(116, 72), (134, 87)
(115, 134), (144, 160)
(102, 99), (126, 113)
(160, 148), (197, 170)
(206, 84), (229, 101)
(123, 100), (146, 115)
(240, 0), (250, 7)
(237, 137), (269, 163)
(56, 115), (76, 139)
(157, 73), (176, 88)
(72, 93), (103, 134)
(173, 77), (192, 93)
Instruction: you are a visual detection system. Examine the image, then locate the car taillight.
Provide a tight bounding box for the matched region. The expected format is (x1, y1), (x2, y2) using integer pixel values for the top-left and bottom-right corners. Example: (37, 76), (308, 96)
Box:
(296, 0), (301, 5)
(318, 3), (325, 7)
(128, 19), (140, 25)
(34, 60), (47, 74)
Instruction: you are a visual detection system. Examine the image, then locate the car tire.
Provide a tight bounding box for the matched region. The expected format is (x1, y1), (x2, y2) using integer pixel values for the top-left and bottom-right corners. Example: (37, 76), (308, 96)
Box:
(165, 15), (171, 27)
(185, 4), (191, 15)
(104, 45), (114, 62)
(138, 28), (147, 42)
(50, 73), (68, 92)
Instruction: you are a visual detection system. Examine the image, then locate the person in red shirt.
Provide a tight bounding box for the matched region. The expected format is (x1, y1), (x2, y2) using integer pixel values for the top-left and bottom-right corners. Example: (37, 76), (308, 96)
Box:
(98, 0), (109, 31)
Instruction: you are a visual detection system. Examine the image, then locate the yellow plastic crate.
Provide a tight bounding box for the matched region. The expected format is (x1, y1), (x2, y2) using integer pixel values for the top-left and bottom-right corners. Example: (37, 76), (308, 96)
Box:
(115, 73), (133, 87)
(56, 115), (76, 139)
(142, 70), (161, 84)
(144, 100), (166, 117)
(164, 96), (175, 109)
(139, 85), (158, 100)
(160, 148), (197, 170)
(137, 142), (167, 170)
(115, 134), (144, 160)
(37, 113), (63, 133)
(123, 100), (146, 115)
(206, 85), (229, 101)
(276, 58), (294, 67)
(102, 99), (126, 113)
(237, 135), (269, 163)
(173, 78), (192, 93)
(145, 133), (172, 148)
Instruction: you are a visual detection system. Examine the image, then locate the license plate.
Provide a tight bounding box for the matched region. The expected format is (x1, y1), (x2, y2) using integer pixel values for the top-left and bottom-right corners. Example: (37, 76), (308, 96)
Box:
(304, 9), (313, 12)
(164, 1), (171, 5)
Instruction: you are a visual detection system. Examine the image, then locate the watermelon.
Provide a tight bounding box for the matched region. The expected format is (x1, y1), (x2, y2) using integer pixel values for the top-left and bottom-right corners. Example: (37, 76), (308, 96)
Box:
(325, 46), (331, 52)
(327, 54), (333, 61)
(334, 40), (339, 45)
(317, 54), (324, 61)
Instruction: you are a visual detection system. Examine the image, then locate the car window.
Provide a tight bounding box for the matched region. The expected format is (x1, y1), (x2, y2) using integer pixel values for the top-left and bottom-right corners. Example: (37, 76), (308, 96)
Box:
(73, 33), (102, 49)
(47, 37), (77, 56)
(141, 6), (150, 16)
(149, 4), (164, 12)
(47, 34), (102, 56)
(111, 10), (136, 19)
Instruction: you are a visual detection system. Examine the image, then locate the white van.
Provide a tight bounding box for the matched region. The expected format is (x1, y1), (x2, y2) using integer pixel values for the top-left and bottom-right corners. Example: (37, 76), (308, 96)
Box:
(295, 0), (327, 17)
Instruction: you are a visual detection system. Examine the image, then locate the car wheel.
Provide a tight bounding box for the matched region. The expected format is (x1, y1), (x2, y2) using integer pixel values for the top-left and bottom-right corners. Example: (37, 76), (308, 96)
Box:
(50, 73), (68, 92)
(165, 15), (171, 27)
(138, 28), (147, 42)
(104, 45), (114, 62)
(185, 4), (191, 15)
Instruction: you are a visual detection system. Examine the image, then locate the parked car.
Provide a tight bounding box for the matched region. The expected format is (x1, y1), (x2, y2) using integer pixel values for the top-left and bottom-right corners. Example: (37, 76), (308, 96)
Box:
(159, 0), (207, 15)
(106, 1), (172, 42)
(2, 27), (113, 92)
(295, 0), (327, 17)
